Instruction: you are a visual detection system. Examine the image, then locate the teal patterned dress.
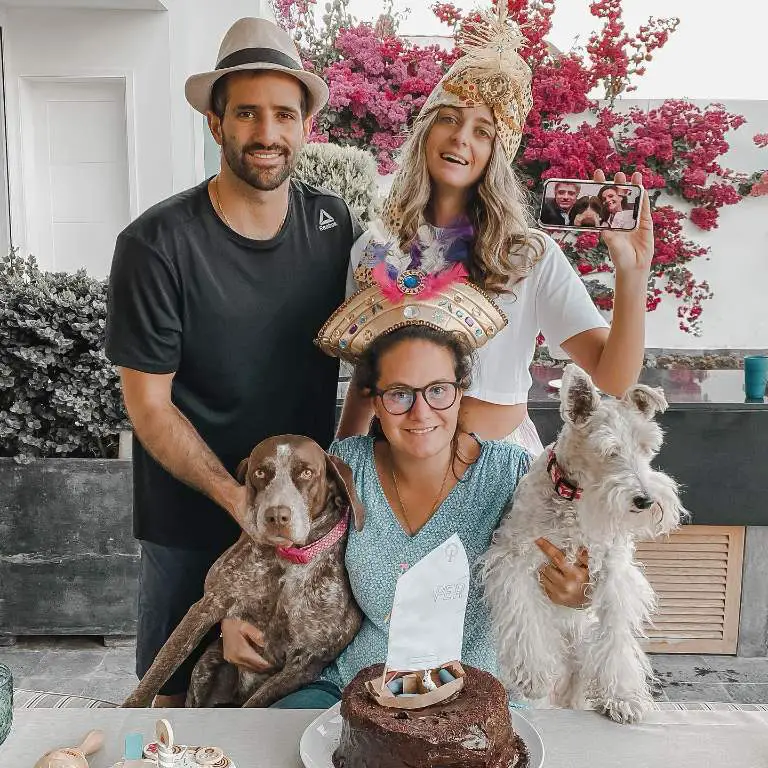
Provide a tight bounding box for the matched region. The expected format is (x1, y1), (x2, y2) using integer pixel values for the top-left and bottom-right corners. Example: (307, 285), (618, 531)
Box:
(321, 435), (531, 690)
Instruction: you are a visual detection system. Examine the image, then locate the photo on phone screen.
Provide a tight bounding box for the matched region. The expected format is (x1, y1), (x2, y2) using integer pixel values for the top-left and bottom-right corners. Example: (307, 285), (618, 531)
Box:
(537, 179), (642, 232)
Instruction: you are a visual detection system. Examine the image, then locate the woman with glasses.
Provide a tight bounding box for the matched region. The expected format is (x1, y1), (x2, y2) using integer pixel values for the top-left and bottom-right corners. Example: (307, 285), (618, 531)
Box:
(221, 324), (590, 708)
(336, 10), (654, 455)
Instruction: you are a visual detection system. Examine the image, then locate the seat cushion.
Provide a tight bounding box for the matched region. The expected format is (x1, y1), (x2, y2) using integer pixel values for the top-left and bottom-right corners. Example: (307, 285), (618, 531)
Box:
(13, 688), (118, 709)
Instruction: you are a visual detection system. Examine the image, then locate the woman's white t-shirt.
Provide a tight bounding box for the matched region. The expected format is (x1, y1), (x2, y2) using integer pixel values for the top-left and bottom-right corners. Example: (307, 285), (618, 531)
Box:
(347, 227), (609, 406)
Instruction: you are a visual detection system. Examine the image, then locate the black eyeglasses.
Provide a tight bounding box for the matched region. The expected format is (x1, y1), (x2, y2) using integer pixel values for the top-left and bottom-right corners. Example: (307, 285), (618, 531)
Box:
(373, 381), (460, 415)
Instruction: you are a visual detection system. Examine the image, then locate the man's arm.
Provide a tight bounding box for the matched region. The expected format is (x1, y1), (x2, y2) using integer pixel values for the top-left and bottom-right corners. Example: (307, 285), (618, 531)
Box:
(120, 367), (245, 524)
(335, 368), (374, 439)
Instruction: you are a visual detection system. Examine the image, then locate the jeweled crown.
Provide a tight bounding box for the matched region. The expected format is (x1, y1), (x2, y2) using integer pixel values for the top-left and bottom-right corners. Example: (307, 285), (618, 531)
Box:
(315, 275), (508, 363)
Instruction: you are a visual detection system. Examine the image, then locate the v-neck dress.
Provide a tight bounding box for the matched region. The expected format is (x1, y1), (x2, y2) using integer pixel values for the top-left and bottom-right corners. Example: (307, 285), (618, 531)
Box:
(321, 435), (531, 690)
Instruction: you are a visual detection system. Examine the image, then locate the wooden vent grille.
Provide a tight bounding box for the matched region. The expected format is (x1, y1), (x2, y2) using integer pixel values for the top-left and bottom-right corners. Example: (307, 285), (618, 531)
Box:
(637, 525), (745, 654)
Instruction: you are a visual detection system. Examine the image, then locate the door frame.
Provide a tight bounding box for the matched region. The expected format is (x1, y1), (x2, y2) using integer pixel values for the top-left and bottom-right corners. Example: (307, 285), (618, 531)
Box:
(0, 24), (11, 257)
(16, 70), (138, 270)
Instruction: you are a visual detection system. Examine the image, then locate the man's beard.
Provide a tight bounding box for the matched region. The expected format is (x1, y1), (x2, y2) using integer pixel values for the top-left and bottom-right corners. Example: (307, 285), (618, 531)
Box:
(222, 138), (295, 191)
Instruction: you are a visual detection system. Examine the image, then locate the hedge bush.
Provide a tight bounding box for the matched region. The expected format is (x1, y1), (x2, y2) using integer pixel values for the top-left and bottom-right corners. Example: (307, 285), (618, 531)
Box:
(0, 143), (380, 459)
(0, 249), (126, 460)
(296, 142), (381, 225)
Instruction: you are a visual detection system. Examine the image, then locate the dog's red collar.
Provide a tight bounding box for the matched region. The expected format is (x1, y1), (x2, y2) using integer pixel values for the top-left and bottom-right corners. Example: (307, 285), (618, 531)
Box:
(547, 448), (583, 501)
(276, 510), (350, 565)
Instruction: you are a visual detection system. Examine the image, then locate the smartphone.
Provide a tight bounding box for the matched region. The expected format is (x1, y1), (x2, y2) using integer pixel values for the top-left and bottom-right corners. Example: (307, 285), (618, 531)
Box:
(537, 178), (642, 232)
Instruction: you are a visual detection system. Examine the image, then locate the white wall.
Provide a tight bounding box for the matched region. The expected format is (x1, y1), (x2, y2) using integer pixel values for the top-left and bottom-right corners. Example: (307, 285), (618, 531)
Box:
(161, 0), (275, 190)
(3, 5), (174, 272)
(643, 99), (768, 350)
(601, 99), (768, 350)
(0, 0), (287, 277)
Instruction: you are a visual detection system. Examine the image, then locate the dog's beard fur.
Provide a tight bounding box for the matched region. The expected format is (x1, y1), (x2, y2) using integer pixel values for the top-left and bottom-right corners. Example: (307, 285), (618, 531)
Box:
(482, 365), (686, 725)
(556, 403), (683, 544)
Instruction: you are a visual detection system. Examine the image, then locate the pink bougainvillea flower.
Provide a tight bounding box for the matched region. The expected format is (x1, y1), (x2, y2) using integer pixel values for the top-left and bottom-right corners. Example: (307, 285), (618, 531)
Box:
(272, 0), (766, 336)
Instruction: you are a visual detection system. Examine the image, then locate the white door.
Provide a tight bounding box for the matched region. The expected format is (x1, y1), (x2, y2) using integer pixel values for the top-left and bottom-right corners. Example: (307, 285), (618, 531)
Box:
(24, 78), (130, 278)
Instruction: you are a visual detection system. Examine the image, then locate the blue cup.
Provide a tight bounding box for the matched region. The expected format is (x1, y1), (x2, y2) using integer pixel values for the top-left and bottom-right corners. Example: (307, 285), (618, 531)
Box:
(744, 355), (768, 400)
(0, 663), (12, 746)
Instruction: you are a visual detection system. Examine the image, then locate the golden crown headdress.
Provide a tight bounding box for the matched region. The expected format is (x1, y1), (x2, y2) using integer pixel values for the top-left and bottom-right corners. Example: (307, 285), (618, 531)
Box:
(381, 6), (533, 235)
(417, 5), (533, 160)
(315, 269), (507, 364)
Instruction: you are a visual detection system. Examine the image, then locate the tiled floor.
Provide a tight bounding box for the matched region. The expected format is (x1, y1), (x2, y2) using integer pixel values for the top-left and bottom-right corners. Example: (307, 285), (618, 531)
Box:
(2, 637), (138, 704)
(650, 653), (768, 704)
(3, 637), (768, 705)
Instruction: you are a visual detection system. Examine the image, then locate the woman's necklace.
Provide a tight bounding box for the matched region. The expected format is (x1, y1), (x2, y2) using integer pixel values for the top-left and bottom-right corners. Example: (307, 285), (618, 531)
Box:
(390, 452), (453, 535)
(212, 175), (288, 237)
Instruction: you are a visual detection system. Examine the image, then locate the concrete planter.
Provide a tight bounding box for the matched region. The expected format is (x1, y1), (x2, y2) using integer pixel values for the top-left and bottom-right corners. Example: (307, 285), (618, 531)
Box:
(0, 457), (137, 644)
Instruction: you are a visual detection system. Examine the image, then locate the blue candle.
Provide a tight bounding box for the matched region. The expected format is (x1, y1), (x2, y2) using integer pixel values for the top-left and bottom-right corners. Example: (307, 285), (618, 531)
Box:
(124, 733), (144, 760)
(438, 669), (456, 684)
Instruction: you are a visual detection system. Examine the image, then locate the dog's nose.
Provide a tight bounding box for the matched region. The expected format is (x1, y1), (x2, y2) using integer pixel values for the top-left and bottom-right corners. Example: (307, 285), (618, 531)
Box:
(265, 505), (292, 527)
(632, 495), (654, 510)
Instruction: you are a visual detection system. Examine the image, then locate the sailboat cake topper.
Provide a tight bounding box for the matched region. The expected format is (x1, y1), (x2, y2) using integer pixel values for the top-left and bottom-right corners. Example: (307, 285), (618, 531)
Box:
(365, 534), (471, 710)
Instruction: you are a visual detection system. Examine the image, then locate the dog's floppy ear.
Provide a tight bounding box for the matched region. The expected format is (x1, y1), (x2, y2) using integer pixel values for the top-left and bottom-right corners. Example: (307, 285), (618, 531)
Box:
(235, 457), (249, 484)
(623, 384), (668, 420)
(560, 364), (601, 426)
(326, 454), (365, 531)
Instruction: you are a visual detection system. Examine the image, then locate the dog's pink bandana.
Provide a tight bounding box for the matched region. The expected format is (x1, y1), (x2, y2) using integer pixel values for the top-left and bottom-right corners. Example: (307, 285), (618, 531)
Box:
(547, 448), (583, 501)
(276, 510), (350, 565)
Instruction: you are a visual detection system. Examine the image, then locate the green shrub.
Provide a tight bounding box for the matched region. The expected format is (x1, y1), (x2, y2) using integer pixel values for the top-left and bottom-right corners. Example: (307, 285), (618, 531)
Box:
(296, 142), (380, 225)
(0, 250), (127, 460)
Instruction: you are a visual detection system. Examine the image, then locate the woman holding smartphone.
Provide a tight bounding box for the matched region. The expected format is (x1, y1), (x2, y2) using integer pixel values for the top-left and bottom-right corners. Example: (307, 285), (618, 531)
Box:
(336, 8), (654, 452)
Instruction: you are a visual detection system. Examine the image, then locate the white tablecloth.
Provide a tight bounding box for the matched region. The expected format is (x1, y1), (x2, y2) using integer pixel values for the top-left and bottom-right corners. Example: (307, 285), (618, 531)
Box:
(1, 707), (767, 767)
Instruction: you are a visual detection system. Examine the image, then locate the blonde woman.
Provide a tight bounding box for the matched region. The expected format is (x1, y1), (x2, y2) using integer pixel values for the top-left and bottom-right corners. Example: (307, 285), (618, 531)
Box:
(336, 8), (654, 452)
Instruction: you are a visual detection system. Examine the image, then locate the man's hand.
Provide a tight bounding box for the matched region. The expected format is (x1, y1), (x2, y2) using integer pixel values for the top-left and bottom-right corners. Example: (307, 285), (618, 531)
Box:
(221, 618), (272, 673)
(535, 538), (591, 609)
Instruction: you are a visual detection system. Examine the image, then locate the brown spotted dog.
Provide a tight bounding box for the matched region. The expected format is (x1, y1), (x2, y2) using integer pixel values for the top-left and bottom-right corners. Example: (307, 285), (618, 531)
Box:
(569, 195), (607, 228)
(122, 435), (364, 708)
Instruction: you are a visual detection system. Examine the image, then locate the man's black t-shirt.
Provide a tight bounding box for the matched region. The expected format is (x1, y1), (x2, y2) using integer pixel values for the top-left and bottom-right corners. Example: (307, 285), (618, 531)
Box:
(106, 178), (360, 550)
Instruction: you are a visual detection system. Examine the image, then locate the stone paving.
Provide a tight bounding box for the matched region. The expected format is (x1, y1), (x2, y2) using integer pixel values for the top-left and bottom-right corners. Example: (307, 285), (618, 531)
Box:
(2, 637), (138, 704)
(2, 637), (768, 705)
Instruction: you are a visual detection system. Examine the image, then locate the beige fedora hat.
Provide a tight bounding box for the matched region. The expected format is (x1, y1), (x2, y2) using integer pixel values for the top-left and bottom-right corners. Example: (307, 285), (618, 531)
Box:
(185, 17), (329, 117)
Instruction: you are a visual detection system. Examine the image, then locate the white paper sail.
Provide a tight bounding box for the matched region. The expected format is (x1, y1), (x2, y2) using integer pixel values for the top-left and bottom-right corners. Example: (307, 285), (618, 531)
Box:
(385, 534), (470, 672)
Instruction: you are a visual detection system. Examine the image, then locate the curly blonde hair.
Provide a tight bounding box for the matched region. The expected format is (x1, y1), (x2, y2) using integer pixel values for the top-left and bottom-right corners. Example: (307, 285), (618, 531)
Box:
(383, 109), (545, 293)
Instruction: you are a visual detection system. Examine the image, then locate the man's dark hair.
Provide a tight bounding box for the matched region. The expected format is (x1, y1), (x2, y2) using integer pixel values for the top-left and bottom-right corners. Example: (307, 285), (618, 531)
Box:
(210, 71), (309, 120)
(356, 325), (474, 397)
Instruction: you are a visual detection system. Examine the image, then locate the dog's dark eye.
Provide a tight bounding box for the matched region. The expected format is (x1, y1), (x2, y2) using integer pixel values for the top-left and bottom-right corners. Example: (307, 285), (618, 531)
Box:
(299, 468), (313, 480)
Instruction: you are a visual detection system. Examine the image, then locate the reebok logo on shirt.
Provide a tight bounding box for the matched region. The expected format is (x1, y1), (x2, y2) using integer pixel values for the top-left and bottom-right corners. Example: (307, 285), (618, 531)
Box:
(318, 209), (338, 231)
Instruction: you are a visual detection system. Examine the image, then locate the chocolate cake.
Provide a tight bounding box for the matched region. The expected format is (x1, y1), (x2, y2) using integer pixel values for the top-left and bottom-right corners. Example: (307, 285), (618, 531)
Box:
(332, 664), (527, 768)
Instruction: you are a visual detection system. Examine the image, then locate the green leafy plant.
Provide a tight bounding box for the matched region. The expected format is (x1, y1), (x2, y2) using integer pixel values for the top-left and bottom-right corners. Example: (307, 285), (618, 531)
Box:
(0, 249), (127, 460)
(296, 142), (381, 224)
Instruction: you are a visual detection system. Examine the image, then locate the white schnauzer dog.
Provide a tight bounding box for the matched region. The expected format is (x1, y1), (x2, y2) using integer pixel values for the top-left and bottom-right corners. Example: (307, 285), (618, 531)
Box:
(482, 364), (686, 724)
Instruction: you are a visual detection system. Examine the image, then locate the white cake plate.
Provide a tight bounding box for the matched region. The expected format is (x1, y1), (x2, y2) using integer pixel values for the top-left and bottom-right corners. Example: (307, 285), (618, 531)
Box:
(299, 702), (544, 768)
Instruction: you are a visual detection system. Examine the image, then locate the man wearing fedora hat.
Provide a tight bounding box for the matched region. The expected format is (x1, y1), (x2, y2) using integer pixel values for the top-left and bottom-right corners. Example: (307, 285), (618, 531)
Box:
(106, 17), (361, 706)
